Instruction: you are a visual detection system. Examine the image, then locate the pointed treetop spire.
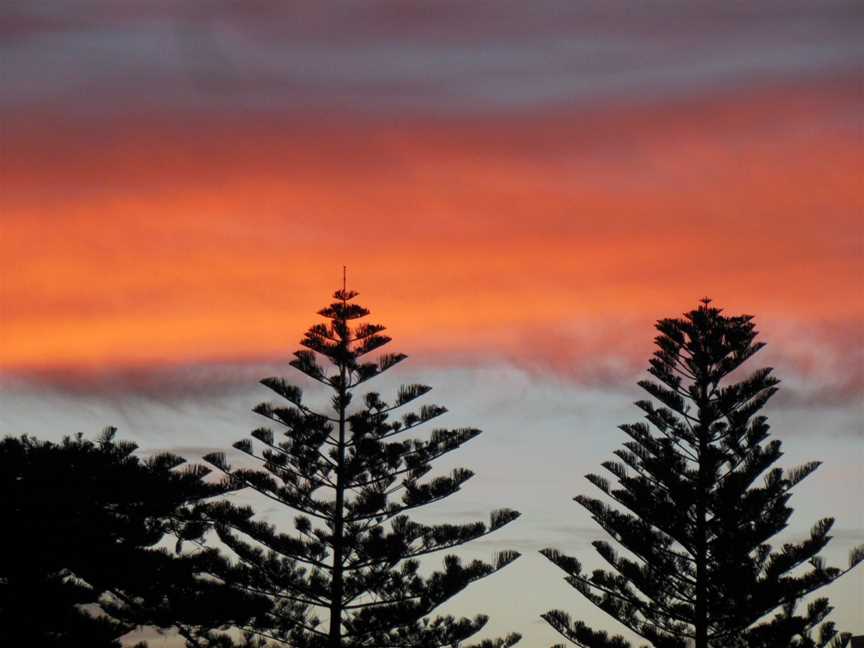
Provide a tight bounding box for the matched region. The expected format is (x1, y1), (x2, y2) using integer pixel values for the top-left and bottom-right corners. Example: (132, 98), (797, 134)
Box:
(334, 266), (358, 302)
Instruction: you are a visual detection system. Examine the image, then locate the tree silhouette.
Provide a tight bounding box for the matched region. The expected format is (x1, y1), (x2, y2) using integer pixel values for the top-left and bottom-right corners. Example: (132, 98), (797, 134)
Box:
(0, 429), (266, 648)
(541, 299), (864, 648)
(204, 283), (522, 648)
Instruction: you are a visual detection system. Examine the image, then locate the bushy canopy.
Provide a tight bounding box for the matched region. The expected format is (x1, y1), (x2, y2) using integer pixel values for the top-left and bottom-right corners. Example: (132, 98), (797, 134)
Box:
(0, 429), (265, 648)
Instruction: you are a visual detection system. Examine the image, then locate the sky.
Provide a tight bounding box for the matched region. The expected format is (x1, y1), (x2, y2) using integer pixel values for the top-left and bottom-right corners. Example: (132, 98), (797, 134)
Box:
(1, 1), (862, 645)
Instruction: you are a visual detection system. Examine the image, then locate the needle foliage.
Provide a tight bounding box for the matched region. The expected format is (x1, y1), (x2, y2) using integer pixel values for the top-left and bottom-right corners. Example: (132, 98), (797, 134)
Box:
(542, 300), (864, 648)
(0, 429), (264, 648)
(205, 286), (522, 648)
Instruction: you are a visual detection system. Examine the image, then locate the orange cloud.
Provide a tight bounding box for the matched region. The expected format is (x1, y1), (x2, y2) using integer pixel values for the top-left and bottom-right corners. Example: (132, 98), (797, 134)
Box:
(1, 77), (861, 375)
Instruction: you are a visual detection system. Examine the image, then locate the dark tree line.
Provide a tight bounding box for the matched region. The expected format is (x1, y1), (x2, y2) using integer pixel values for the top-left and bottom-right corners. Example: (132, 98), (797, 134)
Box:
(0, 429), (265, 648)
(1, 293), (860, 648)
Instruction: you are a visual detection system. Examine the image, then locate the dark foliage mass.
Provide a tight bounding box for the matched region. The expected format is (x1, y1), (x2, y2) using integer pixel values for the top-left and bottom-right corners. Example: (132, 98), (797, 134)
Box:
(0, 429), (266, 648)
(541, 299), (864, 648)
(203, 286), (522, 647)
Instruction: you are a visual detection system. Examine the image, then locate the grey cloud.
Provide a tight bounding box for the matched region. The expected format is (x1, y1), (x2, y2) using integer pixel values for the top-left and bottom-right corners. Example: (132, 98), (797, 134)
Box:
(3, 316), (861, 411)
(0, 358), (294, 400)
(2, 0), (863, 114)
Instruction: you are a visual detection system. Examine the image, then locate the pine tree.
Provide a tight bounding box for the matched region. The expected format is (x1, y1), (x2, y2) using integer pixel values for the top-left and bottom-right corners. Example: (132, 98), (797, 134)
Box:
(0, 429), (265, 648)
(204, 283), (522, 648)
(541, 299), (864, 648)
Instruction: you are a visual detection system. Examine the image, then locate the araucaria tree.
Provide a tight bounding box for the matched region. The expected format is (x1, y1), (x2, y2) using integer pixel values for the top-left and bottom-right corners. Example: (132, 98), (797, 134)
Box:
(541, 299), (864, 648)
(0, 429), (265, 648)
(205, 285), (522, 648)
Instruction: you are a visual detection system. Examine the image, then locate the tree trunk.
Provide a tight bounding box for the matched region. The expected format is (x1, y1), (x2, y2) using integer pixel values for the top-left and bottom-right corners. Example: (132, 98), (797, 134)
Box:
(695, 388), (710, 648)
(329, 324), (348, 647)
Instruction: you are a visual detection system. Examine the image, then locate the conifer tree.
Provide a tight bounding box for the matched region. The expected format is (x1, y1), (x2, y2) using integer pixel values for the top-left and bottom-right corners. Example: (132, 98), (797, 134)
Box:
(0, 429), (265, 648)
(541, 299), (864, 648)
(204, 283), (522, 648)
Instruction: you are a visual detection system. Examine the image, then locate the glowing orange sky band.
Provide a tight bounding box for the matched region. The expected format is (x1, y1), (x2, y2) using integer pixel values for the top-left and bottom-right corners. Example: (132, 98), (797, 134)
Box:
(2, 78), (861, 372)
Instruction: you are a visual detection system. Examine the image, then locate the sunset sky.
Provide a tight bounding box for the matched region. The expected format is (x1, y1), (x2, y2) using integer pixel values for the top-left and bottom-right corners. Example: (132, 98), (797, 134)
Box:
(1, 1), (862, 645)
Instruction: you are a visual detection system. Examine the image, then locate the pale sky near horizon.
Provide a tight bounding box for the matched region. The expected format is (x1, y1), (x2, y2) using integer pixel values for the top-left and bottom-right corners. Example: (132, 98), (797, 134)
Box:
(2, 359), (862, 645)
(1, 1), (862, 645)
